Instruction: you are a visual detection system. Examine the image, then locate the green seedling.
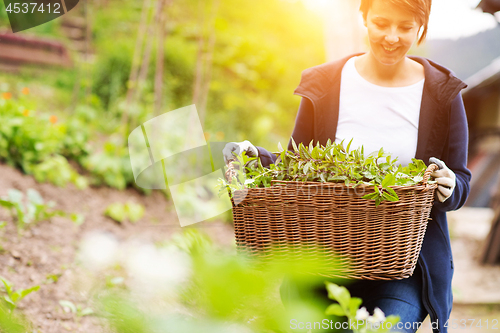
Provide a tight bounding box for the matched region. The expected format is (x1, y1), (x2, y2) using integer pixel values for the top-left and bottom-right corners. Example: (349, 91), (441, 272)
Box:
(59, 300), (94, 319)
(105, 276), (125, 288)
(45, 273), (62, 284)
(0, 276), (40, 312)
(30, 154), (88, 189)
(0, 189), (85, 231)
(104, 201), (145, 223)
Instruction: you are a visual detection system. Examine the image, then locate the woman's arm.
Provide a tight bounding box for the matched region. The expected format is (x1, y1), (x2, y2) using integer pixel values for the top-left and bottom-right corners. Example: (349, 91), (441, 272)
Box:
(256, 97), (315, 168)
(433, 92), (472, 212)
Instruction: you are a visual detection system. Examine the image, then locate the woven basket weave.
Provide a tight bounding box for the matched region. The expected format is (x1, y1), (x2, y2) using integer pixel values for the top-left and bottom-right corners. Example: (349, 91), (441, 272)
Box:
(226, 162), (439, 280)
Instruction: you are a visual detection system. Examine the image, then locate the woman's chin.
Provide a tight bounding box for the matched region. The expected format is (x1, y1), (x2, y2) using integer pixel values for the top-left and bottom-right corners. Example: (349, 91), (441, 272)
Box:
(374, 53), (405, 66)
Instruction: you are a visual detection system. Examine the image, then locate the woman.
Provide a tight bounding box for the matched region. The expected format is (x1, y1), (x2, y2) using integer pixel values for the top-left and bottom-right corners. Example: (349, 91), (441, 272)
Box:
(223, 0), (471, 332)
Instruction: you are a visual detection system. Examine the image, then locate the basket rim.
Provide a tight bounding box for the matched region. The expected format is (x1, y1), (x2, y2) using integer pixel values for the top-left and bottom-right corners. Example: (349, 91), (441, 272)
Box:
(233, 179), (438, 191)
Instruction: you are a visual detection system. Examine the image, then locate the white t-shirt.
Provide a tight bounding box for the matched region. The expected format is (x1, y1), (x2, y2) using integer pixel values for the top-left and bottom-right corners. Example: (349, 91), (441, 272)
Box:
(335, 56), (425, 167)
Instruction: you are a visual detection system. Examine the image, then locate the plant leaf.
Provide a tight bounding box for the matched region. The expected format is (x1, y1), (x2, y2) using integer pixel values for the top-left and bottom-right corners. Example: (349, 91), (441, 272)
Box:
(348, 297), (363, 317)
(19, 285), (40, 299)
(325, 282), (351, 309)
(79, 307), (94, 317)
(59, 300), (77, 314)
(325, 303), (345, 316)
(381, 173), (396, 188)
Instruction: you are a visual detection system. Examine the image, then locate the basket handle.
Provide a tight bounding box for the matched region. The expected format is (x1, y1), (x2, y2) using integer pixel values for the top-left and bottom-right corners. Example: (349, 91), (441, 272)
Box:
(422, 163), (439, 184)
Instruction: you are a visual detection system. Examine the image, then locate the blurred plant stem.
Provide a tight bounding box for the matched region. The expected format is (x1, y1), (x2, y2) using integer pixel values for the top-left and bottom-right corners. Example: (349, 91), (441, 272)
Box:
(123, 0), (172, 144)
(122, 0), (154, 145)
(192, 0), (220, 127)
(85, 0), (93, 103)
(124, 0), (152, 112)
(154, 0), (170, 116)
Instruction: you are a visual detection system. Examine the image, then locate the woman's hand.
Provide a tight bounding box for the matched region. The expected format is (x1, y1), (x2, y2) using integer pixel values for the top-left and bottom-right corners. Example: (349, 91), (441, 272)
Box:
(222, 140), (258, 165)
(430, 157), (456, 203)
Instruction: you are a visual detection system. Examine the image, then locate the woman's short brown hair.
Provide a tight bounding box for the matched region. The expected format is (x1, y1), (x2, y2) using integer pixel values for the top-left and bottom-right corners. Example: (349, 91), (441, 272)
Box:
(359, 0), (432, 45)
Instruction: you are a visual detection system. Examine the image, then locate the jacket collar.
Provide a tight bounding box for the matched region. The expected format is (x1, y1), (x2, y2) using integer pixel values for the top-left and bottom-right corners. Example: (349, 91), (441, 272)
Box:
(294, 52), (467, 104)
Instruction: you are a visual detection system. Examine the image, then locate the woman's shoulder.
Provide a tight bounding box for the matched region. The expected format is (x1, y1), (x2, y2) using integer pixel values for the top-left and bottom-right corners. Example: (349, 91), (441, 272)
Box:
(295, 53), (364, 97)
(408, 55), (463, 81)
(408, 55), (468, 103)
(302, 53), (364, 77)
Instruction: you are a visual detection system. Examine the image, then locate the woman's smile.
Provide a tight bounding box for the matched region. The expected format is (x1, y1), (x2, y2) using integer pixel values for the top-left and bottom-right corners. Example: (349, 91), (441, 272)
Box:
(382, 45), (397, 53)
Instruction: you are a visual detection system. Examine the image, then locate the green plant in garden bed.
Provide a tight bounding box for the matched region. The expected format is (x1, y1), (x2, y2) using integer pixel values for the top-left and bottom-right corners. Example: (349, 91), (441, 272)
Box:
(31, 154), (88, 189)
(0, 99), (64, 171)
(82, 140), (136, 191)
(104, 201), (145, 223)
(0, 276), (40, 312)
(0, 96), (143, 192)
(0, 98), (90, 189)
(218, 138), (435, 206)
(0, 301), (29, 333)
(0, 189), (84, 232)
(59, 300), (94, 321)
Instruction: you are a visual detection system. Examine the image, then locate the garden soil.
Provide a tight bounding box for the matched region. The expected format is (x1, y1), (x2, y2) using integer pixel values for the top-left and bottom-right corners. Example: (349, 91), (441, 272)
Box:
(0, 162), (235, 332)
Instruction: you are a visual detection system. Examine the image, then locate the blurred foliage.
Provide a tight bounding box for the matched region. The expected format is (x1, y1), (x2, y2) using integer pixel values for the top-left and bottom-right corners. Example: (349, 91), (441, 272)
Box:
(92, 228), (318, 332)
(85, 229), (401, 333)
(0, 188), (84, 232)
(88, 0), (325, 144)
(82, 139), (135, 191)
(0, 301), (30, 333)
(0, 0), (325, 195)
(0, 95), (143, 191)
(32, 154), (88, 189)
(0, 98), (64, 171)
(104, 201), (145, 223)
(59, 300), (94, 320)
(0, 97), (90, 188)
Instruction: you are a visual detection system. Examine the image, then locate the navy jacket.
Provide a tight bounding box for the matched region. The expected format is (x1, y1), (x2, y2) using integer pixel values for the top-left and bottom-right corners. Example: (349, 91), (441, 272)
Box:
(256, 53), (471, 333)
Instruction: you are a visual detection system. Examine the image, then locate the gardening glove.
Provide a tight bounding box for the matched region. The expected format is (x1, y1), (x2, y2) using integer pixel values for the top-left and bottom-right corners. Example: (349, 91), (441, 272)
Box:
(222, 140), (259, 165)
(429, 157), (456, 203)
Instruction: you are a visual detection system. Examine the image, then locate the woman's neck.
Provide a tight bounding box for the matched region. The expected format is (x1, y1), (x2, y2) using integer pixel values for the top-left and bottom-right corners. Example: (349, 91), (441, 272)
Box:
(354, 53), (423, 87)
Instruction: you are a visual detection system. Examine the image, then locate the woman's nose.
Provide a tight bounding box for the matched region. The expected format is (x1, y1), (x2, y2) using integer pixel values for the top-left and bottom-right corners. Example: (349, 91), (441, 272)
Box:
(385, 31), (399, 44)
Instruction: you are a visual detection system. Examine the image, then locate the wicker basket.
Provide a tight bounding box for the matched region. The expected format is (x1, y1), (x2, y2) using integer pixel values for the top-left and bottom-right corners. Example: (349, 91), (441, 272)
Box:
(226, 162), (439, 280)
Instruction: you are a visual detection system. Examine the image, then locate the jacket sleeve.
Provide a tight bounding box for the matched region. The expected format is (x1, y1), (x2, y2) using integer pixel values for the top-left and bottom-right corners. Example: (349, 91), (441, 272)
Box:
(256, 97), (315, 168)
(433, 92), (472, 212)
(255, 146), (278, 169)
(286, 96), (315, 151)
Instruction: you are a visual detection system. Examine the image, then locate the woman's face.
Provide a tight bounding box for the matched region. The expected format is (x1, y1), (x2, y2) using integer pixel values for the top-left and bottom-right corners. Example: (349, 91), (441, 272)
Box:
(364, 0), (421, 66)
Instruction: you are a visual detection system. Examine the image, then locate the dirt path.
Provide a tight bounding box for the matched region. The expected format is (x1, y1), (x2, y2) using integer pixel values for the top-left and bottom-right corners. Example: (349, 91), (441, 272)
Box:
(0, 163), (235, 332)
